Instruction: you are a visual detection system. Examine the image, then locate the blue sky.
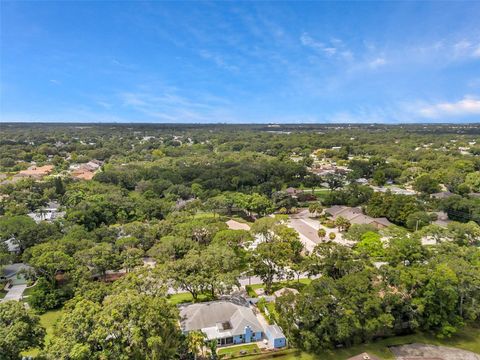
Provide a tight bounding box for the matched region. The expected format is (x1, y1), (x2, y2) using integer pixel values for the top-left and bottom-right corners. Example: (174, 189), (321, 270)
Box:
(1, 1), (480, 123)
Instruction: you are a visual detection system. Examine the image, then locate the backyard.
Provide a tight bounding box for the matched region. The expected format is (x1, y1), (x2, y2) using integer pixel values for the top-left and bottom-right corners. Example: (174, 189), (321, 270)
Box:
(241, 326), (480, 360)
(22, 308), (65, 357)
(218, 344), (261, 357)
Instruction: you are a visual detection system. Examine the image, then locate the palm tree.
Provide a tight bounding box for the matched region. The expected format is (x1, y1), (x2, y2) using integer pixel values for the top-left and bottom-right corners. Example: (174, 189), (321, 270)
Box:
(208, 340), (218, 360)
(317, 228), (327, 240)
(187, 331), (206, 360)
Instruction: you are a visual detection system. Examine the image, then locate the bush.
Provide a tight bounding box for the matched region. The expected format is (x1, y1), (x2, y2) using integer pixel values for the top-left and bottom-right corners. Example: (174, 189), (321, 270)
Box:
(323, 220), (335, 228)
(329, 232), (336, 240)
(27, 278), (72, 313)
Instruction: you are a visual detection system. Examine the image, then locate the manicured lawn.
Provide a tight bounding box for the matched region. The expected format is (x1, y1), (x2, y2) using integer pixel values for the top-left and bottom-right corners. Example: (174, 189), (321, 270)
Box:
(249, 278), (312, 294)
(22, 284), (37, 297)
(245, 285), (258, 297)
(22, 308), (65, 357)
(167, 292), (212, 305)
(242, 326), (480, 360)
(218, 343), (260, 356)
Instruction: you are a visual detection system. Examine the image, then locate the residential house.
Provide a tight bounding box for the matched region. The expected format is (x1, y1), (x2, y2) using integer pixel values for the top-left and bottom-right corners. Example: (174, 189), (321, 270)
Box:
(179, 300), (263, 347)
(27, 201), (64, 223)
(3, 238), (20, 254)
(265, 324), (287, 349)
(13, 165), (54, 181)
(273, 287), (299, 298)
(325, 206), (393, 229)
(70, 159), (103, 180)
(431, 191), (455, 200)
(285, 187), (302, 197)
(356, 178), (369, 185)
(431, 211), (451, 228)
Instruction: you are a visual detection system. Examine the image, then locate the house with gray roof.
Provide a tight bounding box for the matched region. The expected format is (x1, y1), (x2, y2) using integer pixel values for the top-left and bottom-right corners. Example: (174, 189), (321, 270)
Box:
(325, 206), (392, 229)
(430, 191), (454, 200)
(179, 300), (263, 347)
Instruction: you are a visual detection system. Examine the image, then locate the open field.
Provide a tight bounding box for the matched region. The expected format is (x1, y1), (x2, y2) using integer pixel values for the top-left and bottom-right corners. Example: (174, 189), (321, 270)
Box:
(246, 278), (312, 297)
(242, 326), (480, 360)
(22, 308), (65, 357)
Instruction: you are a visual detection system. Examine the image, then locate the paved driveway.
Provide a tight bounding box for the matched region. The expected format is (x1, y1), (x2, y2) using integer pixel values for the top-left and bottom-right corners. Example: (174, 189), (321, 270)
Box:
(288, 210), (355, 249)
(1, 284), (27, 302)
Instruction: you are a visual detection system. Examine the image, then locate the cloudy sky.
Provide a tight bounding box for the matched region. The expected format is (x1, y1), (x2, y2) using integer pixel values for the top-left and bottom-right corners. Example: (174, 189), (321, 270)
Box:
(1, 1), (480, 123)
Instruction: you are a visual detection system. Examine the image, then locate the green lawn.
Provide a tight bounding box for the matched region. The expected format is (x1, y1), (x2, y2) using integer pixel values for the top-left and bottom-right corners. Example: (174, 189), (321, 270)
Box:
(242, 326), (480, 360)
(218, 343), (260, 357)
(167, 292), (212, 305)
(0, 289), (6, 299)
(22, 284), (37, 297)
(22, 308), (65, 357)
(248, 278), (312, 294)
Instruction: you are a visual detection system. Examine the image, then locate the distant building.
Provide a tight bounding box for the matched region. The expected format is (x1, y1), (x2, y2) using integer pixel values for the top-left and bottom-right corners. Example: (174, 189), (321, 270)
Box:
(325, 205), (393, 229)
(27, 201), (64, 223)
(13, 165), (54, 180)
(431, 211), (451, 228)
(273, 287), (299, 298)
(431, 191), (455, 200)
(370, 186), (417, 196)
(179, 300), (263, 347)
(3, 238), (20, 254)
(70, 159), (103, 180)
(285, 187), (302, 197)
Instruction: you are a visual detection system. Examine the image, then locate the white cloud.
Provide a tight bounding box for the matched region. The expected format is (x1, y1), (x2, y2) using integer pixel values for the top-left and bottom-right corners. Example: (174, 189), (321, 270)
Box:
(118, 89), (235, 122)
(473, 46), (480, 58)
(452, 40), (480, 59)
(418, 96), (480, 118)
(300, 33), (352, 59)
(368, 57), (387, 69)
(49, 79), (60, 85)
(199, 50), (238, 71)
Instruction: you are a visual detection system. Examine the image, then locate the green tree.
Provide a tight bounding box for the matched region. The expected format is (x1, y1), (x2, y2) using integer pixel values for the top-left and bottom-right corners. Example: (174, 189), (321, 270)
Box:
(46, 292), (181, 359)
(251, 240), (292, 294)
(464, 171), (480, 192)
(335, 216), (351, 232)
(75, 243), (120, 280)
(317, 228), (326, 240)
(355, 231), (384, 258)
(0, 301), (45, 360)
(147, 236), (198, 263)
(25, 242), (75, 286)
(187, 330), (206, 360)
(307, 242), (363, 279)
(372, 169), (386, 186)
(413, 174), (440, 194)
(406, 211), (432, 231)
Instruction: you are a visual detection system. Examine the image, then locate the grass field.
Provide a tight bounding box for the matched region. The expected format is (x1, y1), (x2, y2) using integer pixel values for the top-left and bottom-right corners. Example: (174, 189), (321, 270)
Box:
(22, 284), (37, 297)
(247, 278), (312, 296)
(22, 308), (65, 357)
(241, 326), (480, 360)
(167, 291), (213, 305)
(218, 343), (260, 357)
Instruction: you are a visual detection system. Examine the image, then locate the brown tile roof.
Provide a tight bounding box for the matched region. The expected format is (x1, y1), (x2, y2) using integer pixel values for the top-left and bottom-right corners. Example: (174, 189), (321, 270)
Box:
(17, 165), (54, 177)
(71, 169), (95, 180)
